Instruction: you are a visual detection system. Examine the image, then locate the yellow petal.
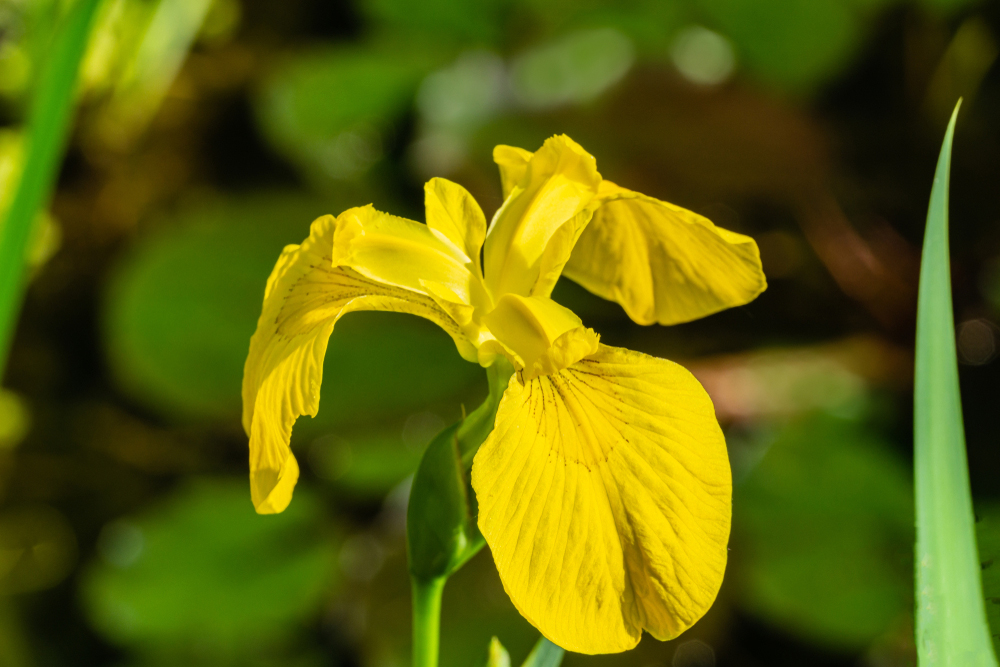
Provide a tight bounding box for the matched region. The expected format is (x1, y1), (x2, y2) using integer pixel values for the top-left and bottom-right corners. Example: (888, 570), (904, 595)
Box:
(484, 135), (601, 299)
(564, 182), (766, 325)
(530, 209), (590, 299)
(242, 215), (476, 514)
(493, 144), (532, 199)
(482, 294), (598, 380)
(424, 177), (487, 276)
(472, 344), (731, 654)
(421, 280), (476, 326)
(333, 204), (477, 305)
(490, 141), (589, 299)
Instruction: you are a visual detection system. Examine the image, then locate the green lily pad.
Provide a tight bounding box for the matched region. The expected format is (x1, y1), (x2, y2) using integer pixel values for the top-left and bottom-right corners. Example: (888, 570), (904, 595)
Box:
(515, 0), (690, 59)
(697, 0), (860, 89)
(103, 193), (481, 425)
(509, 28), (635, 110)
(361, 0), (509, 46)
(255, 47), (435, 183)
(80, 479), (337, 657)
(735, 413), (913, 648)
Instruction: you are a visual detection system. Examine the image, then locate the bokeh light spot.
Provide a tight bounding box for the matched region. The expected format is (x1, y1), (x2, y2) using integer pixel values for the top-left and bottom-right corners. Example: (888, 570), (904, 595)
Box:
(671, 26), (736, 86)
(510, 28), (634, 109)
(672, 639), (716, 667)
(339, 533), (385, 583)
(98, 520), (145, 569)
(0, 390), (29, 449)
(957, 318), (997, 366)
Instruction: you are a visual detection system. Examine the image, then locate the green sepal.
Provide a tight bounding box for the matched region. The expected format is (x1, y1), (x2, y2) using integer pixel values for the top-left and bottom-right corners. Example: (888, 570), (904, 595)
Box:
(407, 358), (514, 581)
(406, 420), (484, 580)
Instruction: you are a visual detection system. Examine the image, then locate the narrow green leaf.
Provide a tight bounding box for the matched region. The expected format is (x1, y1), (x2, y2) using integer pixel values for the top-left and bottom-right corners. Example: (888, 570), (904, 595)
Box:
(0, 0), (101, 373)
(914, 100), (998, 666)
(520, 637), (564, 667)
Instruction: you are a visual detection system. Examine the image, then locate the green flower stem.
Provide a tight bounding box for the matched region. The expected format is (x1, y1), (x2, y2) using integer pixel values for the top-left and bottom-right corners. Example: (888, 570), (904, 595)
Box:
(0, 0), (100, 375)
(411, 575), (446, 667)
(409, 357), (514, 667)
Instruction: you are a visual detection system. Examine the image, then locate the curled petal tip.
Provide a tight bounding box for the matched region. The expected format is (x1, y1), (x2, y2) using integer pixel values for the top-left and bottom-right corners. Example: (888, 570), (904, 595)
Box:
(251, 454), (299, 515)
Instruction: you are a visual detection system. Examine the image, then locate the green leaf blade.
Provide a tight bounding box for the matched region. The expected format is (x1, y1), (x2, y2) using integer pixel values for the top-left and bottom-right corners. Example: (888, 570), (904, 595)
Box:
(914, 100), (998, 666)
(0, 0), (101, 372)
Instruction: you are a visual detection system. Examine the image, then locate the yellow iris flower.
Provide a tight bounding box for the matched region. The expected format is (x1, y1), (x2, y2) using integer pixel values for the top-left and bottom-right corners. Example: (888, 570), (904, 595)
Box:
(242, 135), (766, 653)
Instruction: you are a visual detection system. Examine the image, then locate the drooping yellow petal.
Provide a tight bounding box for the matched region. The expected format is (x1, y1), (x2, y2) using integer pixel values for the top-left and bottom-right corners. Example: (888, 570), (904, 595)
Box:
(564, 182), (766, 325)
(472, 345), (731, 654)
(332, 204), (477, 304)
(482, 294), (598, 380)
(484, 135), (601, 299)
(424, 177), (487, 275)
(493, 144), (532, 199)
(242, 214), (476, 514)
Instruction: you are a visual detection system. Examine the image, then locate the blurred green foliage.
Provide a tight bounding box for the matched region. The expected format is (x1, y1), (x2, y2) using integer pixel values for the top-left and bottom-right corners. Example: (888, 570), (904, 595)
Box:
(81, 479), (338, 664)
(362, 0), (509, 46)
(699, 0), (861, 88)
(508, 28), (634, 109)
(308, 426), (429, 498)
(735, 413), (913, 648)
(976, 505), (1000, 657)
(0, 506), (77, 595)
(256, 47), (438, 185)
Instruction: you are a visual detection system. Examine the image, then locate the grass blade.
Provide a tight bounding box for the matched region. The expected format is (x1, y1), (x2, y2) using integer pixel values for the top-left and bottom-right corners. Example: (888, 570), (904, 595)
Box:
(0, 0), (101, 373)
(914, 100), (998, 666)
(95, 0), (214, 147)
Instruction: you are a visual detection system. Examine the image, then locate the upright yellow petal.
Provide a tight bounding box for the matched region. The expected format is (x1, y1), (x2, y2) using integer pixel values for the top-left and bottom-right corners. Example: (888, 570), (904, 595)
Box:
(424, 177), (487, 275)
(530, 209), (591, 299)
(482, 294), (598, 380)
(489, 141), (594, 299)
(333, 204), (477, 305)
(242, 214), (475, 514)
(472, 345), (731, 654)
(484, 136), (601, 299)
(564, 182), (766, 325)
(493, 144), (532, 199)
